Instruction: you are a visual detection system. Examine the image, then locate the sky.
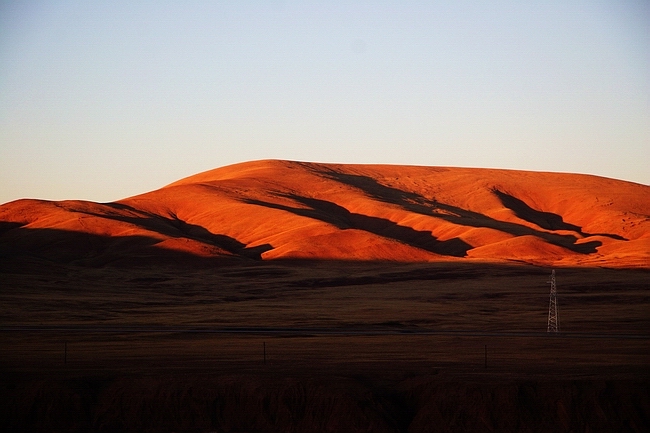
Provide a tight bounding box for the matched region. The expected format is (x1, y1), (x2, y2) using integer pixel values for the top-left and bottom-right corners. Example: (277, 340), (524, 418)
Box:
(1, 0), (648, 204)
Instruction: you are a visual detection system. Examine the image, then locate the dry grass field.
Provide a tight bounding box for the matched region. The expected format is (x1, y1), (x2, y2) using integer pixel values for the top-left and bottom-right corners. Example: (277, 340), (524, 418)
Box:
(1, 258), (648, 432)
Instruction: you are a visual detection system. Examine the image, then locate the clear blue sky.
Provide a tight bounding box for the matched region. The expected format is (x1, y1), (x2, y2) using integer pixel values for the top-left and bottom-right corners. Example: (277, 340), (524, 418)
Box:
(1, 1), (648, 204)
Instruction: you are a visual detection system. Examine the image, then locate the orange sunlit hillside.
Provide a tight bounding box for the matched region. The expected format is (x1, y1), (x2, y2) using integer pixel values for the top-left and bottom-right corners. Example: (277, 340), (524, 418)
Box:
(1, 160), (648, 267)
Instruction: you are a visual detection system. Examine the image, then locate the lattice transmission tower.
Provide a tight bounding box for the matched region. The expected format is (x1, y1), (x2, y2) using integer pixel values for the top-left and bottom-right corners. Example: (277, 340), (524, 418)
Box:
(547, 270), (560, 332)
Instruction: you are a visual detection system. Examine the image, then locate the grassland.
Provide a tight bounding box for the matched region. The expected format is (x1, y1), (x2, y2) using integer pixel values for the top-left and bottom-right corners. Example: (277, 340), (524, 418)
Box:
(1, 258), (648, 431)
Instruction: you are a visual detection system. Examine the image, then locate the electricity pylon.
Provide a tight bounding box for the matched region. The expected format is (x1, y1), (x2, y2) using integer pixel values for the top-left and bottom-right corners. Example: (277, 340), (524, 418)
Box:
(547, 269), (560, 333)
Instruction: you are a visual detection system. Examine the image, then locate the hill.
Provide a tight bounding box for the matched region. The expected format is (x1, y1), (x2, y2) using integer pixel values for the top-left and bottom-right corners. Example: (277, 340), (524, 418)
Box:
(1, 160), (648, 267)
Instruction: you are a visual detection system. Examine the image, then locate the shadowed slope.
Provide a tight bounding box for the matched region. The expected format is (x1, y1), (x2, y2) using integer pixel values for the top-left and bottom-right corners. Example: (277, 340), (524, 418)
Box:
(245, 194), (472, 257)
(0, 199), (270, 264)
(302, 167), (605, 254)
(1, 160), (648, 267)
(492, 189), (626, 241)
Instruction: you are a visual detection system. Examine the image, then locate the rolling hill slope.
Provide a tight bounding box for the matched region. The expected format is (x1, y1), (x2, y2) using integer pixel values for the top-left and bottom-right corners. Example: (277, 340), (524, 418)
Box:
(1, 160), (648, 267)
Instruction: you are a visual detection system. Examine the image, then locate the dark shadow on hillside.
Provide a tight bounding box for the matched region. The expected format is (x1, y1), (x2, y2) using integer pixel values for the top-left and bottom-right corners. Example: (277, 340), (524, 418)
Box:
(492, 189), (583, 232)
(76, 202), (272, 260)
(493, 189), (627, 240)
(306, 166), (607, 254)
(244, 194), (471, 257)
(0, 225), (271, 265)
(0, 221), (24, 236)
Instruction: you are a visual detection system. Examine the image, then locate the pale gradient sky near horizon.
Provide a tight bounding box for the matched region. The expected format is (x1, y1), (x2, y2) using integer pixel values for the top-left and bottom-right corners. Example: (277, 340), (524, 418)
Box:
(1, 0), (648, 204)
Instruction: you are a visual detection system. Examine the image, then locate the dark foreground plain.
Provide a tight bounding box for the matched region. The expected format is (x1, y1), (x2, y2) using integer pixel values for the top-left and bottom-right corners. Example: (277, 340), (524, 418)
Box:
(1, 257), (649, 432)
